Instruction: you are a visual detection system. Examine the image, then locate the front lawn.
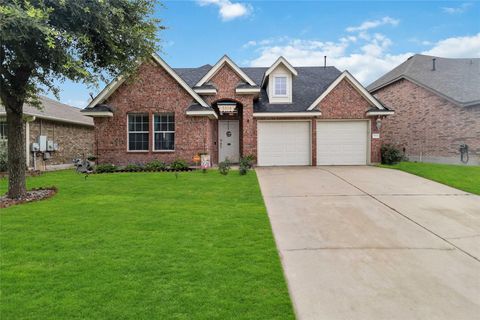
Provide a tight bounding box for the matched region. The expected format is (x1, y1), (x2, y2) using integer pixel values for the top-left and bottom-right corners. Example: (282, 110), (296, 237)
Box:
(379, 162), (480, 195)
(0, 170), (294, 319)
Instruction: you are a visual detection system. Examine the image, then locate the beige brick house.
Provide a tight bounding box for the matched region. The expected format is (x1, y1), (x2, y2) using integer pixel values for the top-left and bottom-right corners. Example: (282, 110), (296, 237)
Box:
(0, 96), (94, 170)
(368, 54), (480, 165)
(82, 54), (393, 166)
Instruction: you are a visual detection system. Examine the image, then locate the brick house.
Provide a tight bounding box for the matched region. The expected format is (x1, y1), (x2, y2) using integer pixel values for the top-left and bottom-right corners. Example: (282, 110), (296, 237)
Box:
(368, 54), (480, 165)
(82, 54), (393, 166)
(0, 96), (94, 170)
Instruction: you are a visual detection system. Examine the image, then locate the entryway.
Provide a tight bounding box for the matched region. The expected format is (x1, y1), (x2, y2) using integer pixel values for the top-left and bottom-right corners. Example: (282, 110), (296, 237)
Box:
(218, 120), (239, 163)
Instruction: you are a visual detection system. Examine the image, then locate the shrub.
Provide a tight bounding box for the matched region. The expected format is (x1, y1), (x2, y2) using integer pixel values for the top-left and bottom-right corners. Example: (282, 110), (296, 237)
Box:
(145, 160), (167, 171)
(124, 164), (143, 172)
(0, 140), (7, 172)
(87, 155), (97, 161)
(239, 156), (254, 176)
(240, 155), (255, 169)
(170, 159), (189, 170)
(218, 159), (231, 175)
(381, 144), (404, 165)
(95, 163), (117, 173)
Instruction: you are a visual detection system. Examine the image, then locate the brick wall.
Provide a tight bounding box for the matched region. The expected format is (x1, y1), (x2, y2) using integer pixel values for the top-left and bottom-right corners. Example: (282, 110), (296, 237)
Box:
(94, 59), (214, 166)
(29, 118), (94, 170)
(373, 79), (480, 165)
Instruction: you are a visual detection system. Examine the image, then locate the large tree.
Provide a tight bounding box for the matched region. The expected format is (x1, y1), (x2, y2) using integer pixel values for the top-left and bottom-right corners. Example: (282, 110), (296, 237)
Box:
(0, 0), (162, 198)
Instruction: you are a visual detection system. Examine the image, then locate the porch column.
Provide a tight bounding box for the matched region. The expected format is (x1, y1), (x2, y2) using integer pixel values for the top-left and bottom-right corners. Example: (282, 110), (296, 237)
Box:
(241, 101), (256, 159)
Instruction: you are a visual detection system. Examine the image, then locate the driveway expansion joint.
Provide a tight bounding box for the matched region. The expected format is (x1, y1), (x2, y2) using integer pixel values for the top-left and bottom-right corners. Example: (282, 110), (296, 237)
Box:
(283, 247), (456, 252)
(321, 168), (480, 263)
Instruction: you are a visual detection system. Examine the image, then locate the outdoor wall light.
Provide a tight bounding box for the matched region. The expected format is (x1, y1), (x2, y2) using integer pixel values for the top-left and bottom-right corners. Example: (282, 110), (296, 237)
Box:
(376, 118), (382, 130)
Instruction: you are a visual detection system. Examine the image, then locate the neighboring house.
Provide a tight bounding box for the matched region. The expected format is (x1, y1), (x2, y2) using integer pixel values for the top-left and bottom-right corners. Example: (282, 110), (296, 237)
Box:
(368, 54), (480, 165)
(0, 96), (94, 170)
(82, 54), (392, 166)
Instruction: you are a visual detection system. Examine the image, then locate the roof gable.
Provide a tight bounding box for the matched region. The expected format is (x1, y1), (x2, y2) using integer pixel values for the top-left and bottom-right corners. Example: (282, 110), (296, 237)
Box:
(86, 53), (209, 109)
(308, 71), (385, 110)
(262, 56), (298, 86)
(195, 55), (256, 87)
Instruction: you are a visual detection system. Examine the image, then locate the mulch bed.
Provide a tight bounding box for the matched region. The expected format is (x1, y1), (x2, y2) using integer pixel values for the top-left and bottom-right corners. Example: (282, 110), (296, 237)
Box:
(0, 187), (57, 209)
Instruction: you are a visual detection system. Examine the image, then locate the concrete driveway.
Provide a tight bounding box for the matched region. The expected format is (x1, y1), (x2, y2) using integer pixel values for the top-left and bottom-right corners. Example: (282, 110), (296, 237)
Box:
(256, 166), (480, 320)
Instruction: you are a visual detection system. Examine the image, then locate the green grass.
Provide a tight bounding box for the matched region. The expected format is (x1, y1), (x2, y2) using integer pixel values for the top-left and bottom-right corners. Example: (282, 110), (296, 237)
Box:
(0, 170), (294, 319)
(379, 162), (480, 195)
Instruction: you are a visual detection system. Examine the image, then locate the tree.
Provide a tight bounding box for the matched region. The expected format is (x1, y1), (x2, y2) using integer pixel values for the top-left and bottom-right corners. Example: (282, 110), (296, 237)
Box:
(0, 0), (162, 198)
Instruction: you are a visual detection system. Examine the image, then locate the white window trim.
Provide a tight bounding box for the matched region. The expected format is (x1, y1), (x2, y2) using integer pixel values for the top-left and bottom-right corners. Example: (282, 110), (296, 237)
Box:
(273, 75), (288, 97)
(127, 113), (149, 152)
(153, 113), (175, 152)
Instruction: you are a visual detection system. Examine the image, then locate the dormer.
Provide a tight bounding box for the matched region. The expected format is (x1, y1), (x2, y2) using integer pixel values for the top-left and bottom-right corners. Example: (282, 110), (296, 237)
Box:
(262, 57), (298, 104)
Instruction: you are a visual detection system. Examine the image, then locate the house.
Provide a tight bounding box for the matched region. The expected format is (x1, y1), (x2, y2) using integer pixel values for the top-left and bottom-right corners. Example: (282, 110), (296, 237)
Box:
(81, 54), (393, 166)
(0, 96), (94, 170)
(368, 54), (480, 165)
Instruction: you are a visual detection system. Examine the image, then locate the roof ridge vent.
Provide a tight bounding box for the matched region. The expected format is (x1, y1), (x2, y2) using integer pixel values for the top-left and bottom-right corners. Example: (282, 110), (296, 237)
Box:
(432, 58), (436, 71)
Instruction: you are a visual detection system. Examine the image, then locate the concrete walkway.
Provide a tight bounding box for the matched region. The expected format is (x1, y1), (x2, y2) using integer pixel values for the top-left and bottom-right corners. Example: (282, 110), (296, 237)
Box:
(256, 166), (480, 320)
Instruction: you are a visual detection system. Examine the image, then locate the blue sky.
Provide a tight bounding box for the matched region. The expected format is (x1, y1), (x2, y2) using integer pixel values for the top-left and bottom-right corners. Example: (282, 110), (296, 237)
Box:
(51, 0), (480, 108)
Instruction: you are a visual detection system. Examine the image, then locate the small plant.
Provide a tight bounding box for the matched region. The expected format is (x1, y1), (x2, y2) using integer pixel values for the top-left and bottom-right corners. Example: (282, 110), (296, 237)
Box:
(170, 159), (189, 170)
(218, 158), (231, 175)
(87, 155), (97, 161)
(0, 139), (7, 172)
(381, 144), (404, 165)
(124, 164), (143, 172)
(95, 163), (117, 173)
(239, 156), (253, 176)
(145, 160), (167, 171)
(240, 155), (255, 169)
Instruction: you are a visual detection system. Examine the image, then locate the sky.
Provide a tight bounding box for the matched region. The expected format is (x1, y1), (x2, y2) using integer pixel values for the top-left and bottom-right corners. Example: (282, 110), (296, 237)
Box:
(50, 0), (480, 109)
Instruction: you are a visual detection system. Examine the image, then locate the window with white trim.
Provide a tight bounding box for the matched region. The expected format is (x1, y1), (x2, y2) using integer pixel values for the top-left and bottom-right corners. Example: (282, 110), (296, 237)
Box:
(274, 76), (287, 96)
(128, 114), (149, 151)
(154, 113), (175, 151)
(0, 121), (7, 140)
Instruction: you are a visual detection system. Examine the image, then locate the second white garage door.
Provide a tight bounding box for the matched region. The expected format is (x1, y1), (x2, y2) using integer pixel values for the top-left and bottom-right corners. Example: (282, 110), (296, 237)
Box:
(257, 121), (311, 166)
(316, 121), (368, 165)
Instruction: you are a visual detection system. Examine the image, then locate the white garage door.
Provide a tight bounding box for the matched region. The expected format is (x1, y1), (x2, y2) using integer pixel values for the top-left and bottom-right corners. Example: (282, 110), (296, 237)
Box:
(257, 121), (311, 166)
(316, 121), (368, 165)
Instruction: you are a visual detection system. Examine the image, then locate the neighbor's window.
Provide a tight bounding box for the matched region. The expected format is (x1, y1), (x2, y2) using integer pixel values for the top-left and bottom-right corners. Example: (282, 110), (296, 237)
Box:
(154, 113), (175, 151)
(128, 114), (149, 151)
(274, 76), (287, 96)
(0, 121), (6, 140)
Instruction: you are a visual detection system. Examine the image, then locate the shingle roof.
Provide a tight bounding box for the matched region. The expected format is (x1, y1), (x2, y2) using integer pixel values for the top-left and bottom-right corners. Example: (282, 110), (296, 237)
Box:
(173, 65), (342, 112)
(367, 54), (480, 107)
(0, 96), (93, 126)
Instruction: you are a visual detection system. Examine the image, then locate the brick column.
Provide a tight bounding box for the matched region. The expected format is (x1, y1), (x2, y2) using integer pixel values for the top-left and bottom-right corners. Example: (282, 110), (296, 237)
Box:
(242, 101), (256, 160)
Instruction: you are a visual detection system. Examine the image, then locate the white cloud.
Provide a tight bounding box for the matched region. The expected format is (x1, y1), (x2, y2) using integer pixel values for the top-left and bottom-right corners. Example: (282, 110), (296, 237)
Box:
(441, 2), (472, 14)
(422, 33), (480, 57)
(197, 0), (252, 21)
(346, 16), (399, 32)
(245, 31), (480, 85)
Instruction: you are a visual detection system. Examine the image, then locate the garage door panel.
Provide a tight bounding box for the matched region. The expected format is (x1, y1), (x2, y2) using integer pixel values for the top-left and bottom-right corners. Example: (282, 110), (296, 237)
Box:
(258, 122), (310, 166)
(316, 121), (368, 165)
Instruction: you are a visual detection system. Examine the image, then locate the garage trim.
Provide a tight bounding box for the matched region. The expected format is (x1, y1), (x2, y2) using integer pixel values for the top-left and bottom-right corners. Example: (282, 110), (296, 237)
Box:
(257, 120), (312, 166)
(316, 119), (371, 165)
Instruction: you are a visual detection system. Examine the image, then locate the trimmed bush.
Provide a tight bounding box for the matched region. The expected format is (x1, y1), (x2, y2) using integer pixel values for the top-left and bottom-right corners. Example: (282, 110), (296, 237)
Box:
(0, 139), (7, 172)
(145, 160), (167, 171)
(381, 144), (404, 165)
(95, 164), (117, 173)
(124, 164), (143, 172)
(218, 159), (231, 175)
(240, 154), (255, 169)
(170, 159), (189, 170)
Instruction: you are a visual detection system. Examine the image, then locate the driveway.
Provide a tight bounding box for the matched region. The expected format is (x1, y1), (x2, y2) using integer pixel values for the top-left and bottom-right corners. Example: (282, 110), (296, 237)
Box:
(256, 166), (480, 320)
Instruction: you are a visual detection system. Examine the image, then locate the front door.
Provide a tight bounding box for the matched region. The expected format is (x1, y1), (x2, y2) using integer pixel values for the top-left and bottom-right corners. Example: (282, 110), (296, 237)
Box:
(219, 120), (240, 163)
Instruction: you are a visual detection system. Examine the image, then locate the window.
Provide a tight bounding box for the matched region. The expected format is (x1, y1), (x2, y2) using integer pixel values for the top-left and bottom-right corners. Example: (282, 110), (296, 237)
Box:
(128, 114), (149, 151)
(154, 113), (175, 151)
(0, 121), (6, 140)
(274, 76), (287, 96)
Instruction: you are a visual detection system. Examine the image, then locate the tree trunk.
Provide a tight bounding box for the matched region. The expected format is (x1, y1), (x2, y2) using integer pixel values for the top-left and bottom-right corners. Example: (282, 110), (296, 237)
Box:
(6, 105), (26, 199)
